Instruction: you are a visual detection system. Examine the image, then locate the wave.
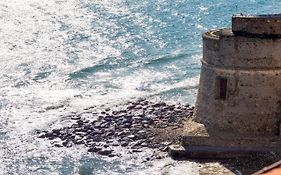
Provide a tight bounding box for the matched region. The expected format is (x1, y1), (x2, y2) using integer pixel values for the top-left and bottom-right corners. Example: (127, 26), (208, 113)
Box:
(68, 51), (195, 80)
(142, 52), (190, 67)
(68, 64), (114, 79)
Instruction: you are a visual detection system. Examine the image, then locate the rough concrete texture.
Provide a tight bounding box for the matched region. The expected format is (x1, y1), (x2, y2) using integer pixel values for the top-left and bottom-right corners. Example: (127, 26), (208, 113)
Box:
(232, 14), (281, 36)
(194, 19), (281, 136)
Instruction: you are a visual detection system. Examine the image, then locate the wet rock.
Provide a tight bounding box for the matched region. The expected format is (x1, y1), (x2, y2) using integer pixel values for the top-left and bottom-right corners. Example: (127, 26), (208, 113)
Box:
(142, 124), (149, 128)
(94, 122), (102, 128)
(132, 149), (142, 153)
(142, 120), (149, 125)
(134, 105), (142, 109)
(141, 142), (148, 147)
(38, 99), (194, 157)
(111, 141), (119, 146)
(132, 116), (142, 121)
(137, 130), (146, 135)
(75, 131), (85, 136)
(98, 149), (113, 156)
(123, 123), (132, 128)
(54, 143), (63, 147)
(120, 142), (129, 147)
(127, 135), (136, 140)
(62, 140), (73, 147)
(74, 139), (84, 144)
(100, 122), (109, 128)
(108, 153), (116, 157)
(116, 131), (125, 137)
(129, 140), (144, 148)
(91, 136), (102, 142)
(38, 133), (46, 138)
(71, 115), (81, 120)
(126, 106), (134, 110)
(104, 116), (112, 122)
(88, 146), (102, 153)
(161, 146), (168, 152)
(105, 131), (114, 137)
(112, 111), (119, 115)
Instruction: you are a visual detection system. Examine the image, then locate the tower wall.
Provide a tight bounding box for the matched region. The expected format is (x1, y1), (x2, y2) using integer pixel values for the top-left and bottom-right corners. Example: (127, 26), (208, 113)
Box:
(194, 27), (281, 136)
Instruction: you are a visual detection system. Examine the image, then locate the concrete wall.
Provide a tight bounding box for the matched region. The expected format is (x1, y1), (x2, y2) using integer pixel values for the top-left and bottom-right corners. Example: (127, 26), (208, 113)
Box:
(194, 29), (281, 136)
(232, 14), (281, 36)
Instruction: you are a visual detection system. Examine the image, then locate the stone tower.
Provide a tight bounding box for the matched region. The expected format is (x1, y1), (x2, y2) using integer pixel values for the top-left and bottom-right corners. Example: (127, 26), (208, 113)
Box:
(194, 14), (281, 137)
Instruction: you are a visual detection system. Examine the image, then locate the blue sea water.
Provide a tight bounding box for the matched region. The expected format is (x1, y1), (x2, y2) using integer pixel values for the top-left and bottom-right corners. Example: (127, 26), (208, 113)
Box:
(0, 0), (281, 174)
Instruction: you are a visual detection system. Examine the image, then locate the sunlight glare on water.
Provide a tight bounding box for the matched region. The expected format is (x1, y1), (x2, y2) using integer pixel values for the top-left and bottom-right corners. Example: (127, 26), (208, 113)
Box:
(1, 0), (281, 174)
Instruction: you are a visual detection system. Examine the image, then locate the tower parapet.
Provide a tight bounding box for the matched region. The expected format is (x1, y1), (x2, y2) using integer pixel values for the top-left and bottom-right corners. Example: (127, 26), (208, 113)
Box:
(232, 14), (281, 37)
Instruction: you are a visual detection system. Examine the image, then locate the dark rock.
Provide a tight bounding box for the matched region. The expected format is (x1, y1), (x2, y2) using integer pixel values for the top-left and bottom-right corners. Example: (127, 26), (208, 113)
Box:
(38, 133), (46, 138)
(134, 105), (142, 109)
(132, 116), (142, 121)
(126, 106), (134, 110)
(94, 122), (102, 128)
(92, 136), (102, 142)
(129, 140), (144, 148)
(98, 149), (113, 156)
(44, 132), (54, 138)
(38, 99), (195, 158)
(62, 140), (73, 147)
(123, 123), (132, 128)
(155, 155), (161, 159)
(132, 149), (142, 153)
(54, 143), (63, 147)
(112, 142), (119, 147)
(142, 124), (149, 128)
(85, 140), (95, 147)
(142, 120), (149, 124)
(104, 116), (112, 122)
(141, 142), (148, 147)
(117, 131), (125, 136)
(137, 130), (146, 135)
(103, 144), (109, 148)
(112, 111), (119, 115)
(100, 122), (109, 128)
(48, 135), (56, 140)
(120, 142), (129, 147)
(71, 115), (81, 120)
(108, 153), (116, 157)
(105, 131), (114, 137)
(75, 131), (85, 136)
(74, 139), (84, 144)
(161, 146), (168, 152)
(88, 146), (102, 153)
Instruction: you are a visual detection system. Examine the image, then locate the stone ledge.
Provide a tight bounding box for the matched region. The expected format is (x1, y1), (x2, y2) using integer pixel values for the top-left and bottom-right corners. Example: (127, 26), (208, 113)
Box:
(170, 120), (281, 160)
(168, 144), (260, 160)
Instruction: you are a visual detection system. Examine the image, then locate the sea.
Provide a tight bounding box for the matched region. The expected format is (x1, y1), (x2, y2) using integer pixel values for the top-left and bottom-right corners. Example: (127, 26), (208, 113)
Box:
(0, 0), (280, 174)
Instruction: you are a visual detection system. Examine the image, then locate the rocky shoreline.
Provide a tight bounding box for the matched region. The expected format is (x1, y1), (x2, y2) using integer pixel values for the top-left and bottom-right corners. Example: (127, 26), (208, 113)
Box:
(38, 98), (194, 159)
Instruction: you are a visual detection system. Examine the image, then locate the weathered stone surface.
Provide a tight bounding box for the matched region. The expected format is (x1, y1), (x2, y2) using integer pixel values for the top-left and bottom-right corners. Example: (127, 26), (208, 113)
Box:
(198, 25), (281, 136)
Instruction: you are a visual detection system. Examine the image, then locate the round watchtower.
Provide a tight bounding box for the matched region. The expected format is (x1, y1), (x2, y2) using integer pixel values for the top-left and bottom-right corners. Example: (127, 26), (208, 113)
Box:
(194, 14), (281, 137)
